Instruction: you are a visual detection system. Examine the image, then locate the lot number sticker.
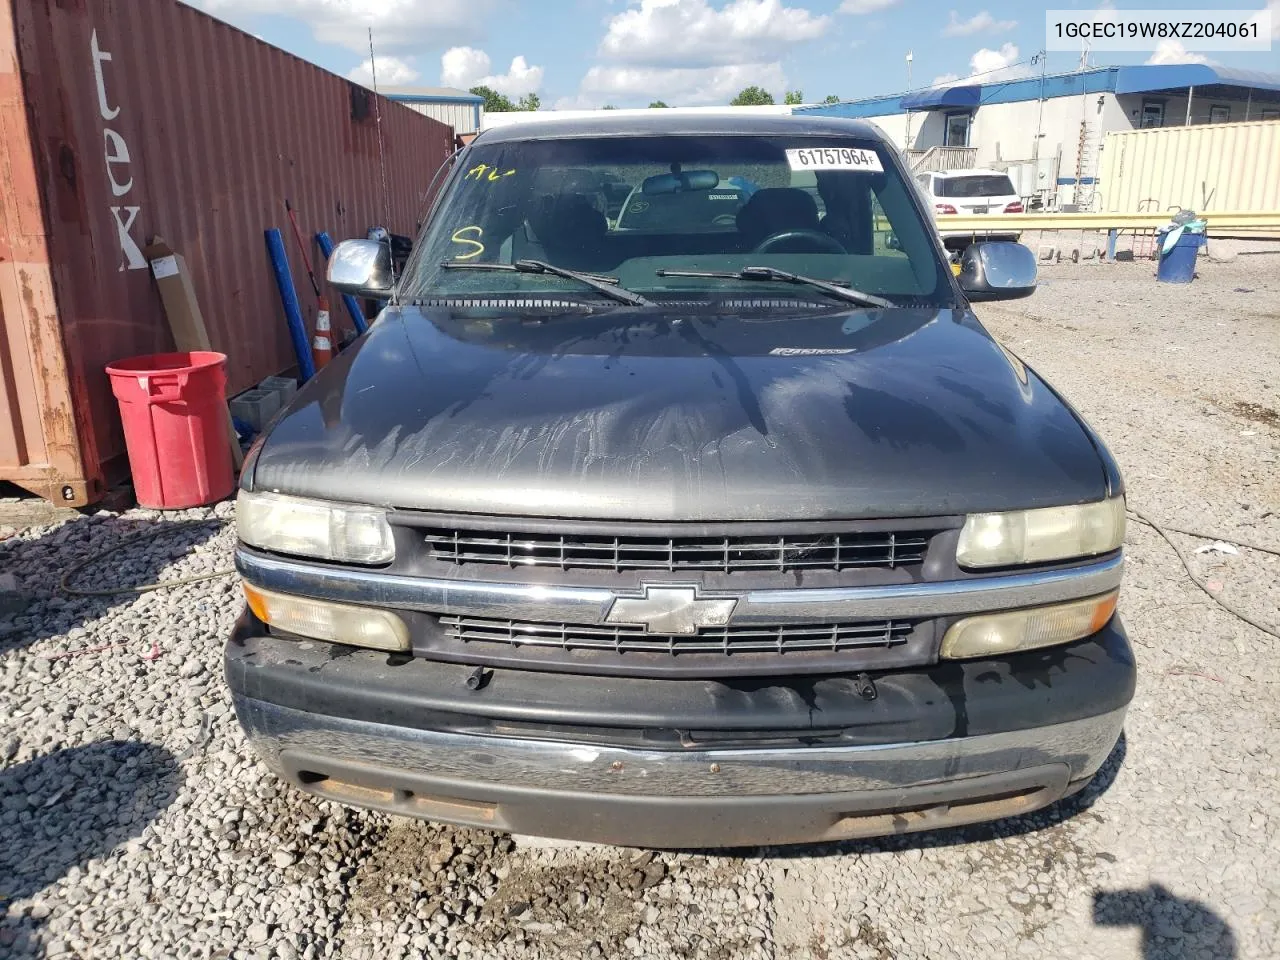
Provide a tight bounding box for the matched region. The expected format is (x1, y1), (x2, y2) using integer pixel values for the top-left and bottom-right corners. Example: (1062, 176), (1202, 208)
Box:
(786, 148), (883, 172)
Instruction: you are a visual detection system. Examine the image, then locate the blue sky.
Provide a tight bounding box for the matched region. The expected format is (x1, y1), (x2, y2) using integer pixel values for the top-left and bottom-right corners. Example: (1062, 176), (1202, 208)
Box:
(189, 0), (1278, 108)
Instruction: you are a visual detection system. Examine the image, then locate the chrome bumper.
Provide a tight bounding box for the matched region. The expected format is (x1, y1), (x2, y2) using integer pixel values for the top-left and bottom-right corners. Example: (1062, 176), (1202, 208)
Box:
(234, 548), (1124, 625)
(234, 695), (1126, 847)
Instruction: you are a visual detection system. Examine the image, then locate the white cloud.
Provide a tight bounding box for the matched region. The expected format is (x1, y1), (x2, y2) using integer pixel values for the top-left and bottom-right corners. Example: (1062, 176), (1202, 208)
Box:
(970, 42), (1017, 74)
(440, 47), (544, 95)
(969, 42), (1031, 80)
(597, 0), (828, 68)
(838, 0), (898, 12)
(580, 61), (788, 106)
(347, 55), (419, 86)
(928, 42), (1033, 88)
(552, 93), (606, 110)
(1145, 39), (1212, 65)
(1255, 0), (1278, 39)
(942, 10), (1016, 36)
(191, 0), (496, 53)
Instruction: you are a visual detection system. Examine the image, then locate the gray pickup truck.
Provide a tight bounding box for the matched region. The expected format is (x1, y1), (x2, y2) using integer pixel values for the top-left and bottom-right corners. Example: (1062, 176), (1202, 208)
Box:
(225, 113), (1132, 848)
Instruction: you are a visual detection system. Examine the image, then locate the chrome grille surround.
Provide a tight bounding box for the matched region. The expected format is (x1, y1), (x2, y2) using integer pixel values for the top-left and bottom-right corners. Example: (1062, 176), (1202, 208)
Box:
(234, 545), (1124, 676)
(235, 549), (1125, 626)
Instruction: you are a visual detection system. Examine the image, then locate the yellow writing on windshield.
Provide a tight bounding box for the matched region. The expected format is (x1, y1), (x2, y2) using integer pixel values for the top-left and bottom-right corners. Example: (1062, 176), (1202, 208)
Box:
(465, 163), (517, 183)
(450, 225), (485, 259)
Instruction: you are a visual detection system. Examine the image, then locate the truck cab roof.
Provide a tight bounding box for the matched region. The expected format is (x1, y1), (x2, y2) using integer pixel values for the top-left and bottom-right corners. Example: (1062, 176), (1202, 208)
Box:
(472, 111), (887, 145)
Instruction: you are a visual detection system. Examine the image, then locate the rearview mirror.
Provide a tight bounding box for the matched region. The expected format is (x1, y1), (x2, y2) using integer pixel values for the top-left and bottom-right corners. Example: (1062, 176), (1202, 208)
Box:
(327, 239), (393, 299)
(958, 241), (1037, 301)
(642, 170), (719, 195)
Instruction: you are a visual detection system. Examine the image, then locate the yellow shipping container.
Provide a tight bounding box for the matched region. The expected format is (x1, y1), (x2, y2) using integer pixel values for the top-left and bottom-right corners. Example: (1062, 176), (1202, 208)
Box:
(1098, 120), (1280, 215)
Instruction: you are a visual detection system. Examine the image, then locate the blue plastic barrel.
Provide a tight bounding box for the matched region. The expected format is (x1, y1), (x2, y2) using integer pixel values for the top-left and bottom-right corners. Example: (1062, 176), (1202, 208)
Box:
(1156, 231), (1204, 284)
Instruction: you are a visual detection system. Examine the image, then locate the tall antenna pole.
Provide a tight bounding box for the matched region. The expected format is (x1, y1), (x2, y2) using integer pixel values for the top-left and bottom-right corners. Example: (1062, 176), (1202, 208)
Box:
(904, 51), (914, 151)
(368, 28), (395, 284)
(1033, 50), (1047, 161)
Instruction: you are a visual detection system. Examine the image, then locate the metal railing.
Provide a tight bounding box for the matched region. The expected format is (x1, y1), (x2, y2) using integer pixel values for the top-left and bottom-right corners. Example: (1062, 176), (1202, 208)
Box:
(908, 146), (978, 173)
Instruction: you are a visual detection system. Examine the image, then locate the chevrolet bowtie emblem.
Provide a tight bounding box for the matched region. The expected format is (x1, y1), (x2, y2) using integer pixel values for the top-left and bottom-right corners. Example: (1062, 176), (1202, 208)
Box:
(604, 585), (738, 635)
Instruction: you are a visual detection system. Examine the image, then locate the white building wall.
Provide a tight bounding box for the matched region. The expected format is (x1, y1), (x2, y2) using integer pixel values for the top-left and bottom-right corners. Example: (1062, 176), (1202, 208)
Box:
(398, 100), (482, 135)
(863, 92), (1179, 206)
(865, 91), (1270, 157)
(866, 113), (909, 147)
(1114, 92), (1274, 128)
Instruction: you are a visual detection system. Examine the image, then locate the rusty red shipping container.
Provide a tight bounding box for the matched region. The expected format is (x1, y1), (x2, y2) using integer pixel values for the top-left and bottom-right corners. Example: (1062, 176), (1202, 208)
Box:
(0, 0), (453, 505)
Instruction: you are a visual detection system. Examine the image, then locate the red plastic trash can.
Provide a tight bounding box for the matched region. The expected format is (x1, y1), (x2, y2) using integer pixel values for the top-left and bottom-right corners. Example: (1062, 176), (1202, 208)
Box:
(105, 351), (236, 509)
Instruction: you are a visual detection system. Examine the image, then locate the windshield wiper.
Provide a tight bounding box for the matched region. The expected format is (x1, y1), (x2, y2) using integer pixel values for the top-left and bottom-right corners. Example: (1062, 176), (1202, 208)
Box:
(655, 266), (893, 308)
(441, 259), (650, 306)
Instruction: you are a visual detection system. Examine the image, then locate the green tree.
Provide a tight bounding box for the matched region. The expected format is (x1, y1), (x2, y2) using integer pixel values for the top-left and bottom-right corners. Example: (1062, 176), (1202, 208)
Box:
(730, 86), (774, 106)
(470, 85), (515, 112)
(602, 104), (618, 110)
(649, 100), (670, 108)
(822, 94), (841, 104)
(783, 90), (804, 105)
(517, 92), (541, 111)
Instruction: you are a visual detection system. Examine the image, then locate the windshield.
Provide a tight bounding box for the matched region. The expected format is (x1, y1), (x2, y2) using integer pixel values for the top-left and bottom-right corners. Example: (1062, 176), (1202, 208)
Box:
(935, 175), (1017, 198)
(400, 134), (951, 305)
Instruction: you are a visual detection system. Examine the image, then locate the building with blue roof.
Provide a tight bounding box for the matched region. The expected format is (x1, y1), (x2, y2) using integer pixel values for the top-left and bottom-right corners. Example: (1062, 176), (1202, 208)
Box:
(381, 86), (486, 137)
(797, 65), (1280, 209)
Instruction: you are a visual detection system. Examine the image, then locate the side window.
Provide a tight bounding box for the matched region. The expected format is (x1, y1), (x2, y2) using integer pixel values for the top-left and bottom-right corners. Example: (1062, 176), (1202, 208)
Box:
(870, 174), (941, 290)
(916, 174), (932, 193)
(871, 192), (906, 258)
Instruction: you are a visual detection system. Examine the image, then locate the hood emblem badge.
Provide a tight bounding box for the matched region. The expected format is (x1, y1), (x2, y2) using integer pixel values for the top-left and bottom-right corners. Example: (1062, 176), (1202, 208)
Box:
(604, 584), (738, 635)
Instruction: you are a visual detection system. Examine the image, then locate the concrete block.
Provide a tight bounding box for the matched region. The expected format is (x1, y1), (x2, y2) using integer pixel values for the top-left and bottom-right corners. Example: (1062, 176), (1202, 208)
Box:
(258, 375), (298, 407)
(0, 497), (77, 529)
(230, 389), (282, 433)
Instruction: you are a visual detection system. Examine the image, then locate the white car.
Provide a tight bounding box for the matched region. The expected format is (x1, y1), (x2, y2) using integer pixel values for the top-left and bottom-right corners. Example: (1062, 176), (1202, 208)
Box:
(916, 169), (1023, 250)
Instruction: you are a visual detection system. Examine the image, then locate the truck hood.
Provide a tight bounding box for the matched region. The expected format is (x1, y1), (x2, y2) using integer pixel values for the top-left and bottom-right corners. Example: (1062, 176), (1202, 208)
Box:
(248, 303), (1106, 520)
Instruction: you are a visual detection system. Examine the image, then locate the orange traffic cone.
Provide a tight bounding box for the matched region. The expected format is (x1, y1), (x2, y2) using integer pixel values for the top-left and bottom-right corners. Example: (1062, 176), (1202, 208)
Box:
(311, 297), (333, 370)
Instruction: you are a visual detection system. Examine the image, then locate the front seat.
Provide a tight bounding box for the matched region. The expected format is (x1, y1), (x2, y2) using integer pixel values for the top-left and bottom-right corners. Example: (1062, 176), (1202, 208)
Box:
(735, 187), (822, 251)
(523, 193), (608, 270)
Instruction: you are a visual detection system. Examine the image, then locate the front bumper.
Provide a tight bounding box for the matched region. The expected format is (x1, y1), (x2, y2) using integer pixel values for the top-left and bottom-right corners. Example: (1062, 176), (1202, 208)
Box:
(226, 618), (1134, 848)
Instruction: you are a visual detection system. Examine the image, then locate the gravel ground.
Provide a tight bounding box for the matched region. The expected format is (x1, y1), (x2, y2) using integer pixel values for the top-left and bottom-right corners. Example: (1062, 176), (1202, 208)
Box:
(1, 254), (1278, 959)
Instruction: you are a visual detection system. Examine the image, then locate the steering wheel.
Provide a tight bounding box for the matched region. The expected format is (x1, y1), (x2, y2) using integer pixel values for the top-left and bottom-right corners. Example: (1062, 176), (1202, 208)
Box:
(753, 230), (846, 254)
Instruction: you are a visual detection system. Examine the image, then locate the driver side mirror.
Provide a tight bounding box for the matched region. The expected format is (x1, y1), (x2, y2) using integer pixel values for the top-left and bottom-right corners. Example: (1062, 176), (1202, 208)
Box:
(326, 239), (394, 300)
(958, 241), (1037, 301)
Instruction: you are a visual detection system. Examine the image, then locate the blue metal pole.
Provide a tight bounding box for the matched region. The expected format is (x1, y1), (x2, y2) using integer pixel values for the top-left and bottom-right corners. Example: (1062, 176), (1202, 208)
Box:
(315, 231), (369, 335)
(265, 228), (316, 382)
(1106, 229), (1118, 263)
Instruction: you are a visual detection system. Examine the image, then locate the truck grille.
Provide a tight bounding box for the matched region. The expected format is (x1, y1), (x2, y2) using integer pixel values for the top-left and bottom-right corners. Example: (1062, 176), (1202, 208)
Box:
(422, 529), (931, 573)
(438, 615), (913, 656)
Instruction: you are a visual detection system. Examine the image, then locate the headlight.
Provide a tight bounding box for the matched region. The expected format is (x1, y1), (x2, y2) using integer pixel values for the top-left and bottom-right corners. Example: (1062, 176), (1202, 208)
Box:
(956, 496), (1125, 568)
(236, 490), (394, 564)
(941, 591), (1118, 659)
(243, 583), (409, 652)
